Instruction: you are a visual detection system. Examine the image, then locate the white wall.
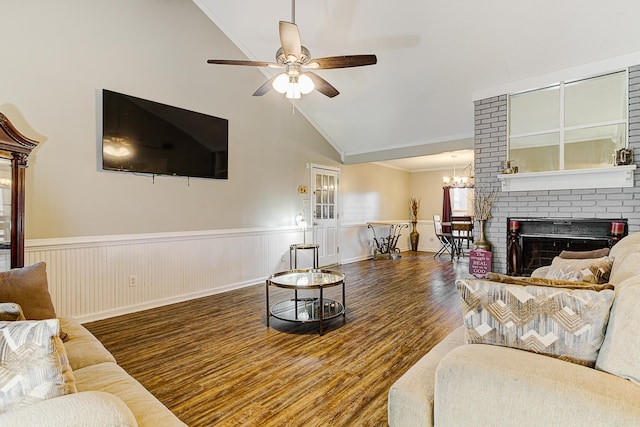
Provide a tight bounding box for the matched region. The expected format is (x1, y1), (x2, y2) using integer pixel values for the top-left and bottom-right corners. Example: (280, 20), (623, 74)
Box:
(0, 0), (340, 239)
(410, 169), (448, 221)
(341, 163), (411, 223)
(339, 163), (412, 261)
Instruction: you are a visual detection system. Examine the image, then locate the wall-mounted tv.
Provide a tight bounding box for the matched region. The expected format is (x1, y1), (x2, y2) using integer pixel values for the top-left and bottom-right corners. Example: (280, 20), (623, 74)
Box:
(102, 89), (228, 179)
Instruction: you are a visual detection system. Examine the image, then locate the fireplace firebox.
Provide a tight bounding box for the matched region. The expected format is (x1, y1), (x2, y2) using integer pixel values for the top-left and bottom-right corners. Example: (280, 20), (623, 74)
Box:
(506, 218), (627, 276)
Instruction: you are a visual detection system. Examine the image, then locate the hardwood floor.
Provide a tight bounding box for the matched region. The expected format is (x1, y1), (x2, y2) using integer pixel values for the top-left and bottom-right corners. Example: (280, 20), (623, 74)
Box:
(85, 252), (473, 426)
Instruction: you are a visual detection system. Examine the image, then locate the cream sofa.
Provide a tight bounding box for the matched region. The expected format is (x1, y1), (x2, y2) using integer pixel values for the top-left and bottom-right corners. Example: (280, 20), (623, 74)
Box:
(388, 232), (640, 426)
(0, 317), (186, 426)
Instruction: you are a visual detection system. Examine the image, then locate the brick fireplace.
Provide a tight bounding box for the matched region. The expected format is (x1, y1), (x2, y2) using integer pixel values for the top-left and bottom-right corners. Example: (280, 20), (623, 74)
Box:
(506, 218), (627, 276)
(473, 65), (640, 274)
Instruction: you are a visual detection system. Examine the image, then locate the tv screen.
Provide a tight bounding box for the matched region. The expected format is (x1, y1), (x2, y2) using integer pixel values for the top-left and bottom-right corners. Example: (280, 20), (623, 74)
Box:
(102, 89), (228, 179)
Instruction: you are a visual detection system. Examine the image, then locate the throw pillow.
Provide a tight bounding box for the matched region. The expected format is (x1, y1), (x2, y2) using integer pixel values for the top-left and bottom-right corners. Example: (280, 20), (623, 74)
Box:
(595, 277), (640, 386)
(0, 302), (25, 321)
(0, 319), (77, 413)
(0, 263), (67, 341)
(485, 272), (614, 292)
(0, 262), (56, 320)
(457, 278), (615, 367)
(559, 247), (610, 259)
(545, 256), (612, 284)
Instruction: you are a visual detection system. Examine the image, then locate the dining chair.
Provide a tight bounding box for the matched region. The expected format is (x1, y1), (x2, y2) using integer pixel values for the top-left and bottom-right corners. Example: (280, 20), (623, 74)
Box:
(451, 216), (474, 258)
(433, 215), (454, 258)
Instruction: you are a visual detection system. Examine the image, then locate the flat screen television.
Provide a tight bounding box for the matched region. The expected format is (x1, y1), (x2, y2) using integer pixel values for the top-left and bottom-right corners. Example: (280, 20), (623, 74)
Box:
(102, 89), (228, 179)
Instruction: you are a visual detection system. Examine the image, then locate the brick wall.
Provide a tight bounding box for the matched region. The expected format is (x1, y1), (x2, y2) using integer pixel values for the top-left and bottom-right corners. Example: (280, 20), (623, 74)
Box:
(474, 66), (640, 273)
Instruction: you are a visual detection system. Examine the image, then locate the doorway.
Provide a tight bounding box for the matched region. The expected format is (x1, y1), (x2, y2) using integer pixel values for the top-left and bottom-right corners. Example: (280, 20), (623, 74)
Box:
(311, 164), (340, 266)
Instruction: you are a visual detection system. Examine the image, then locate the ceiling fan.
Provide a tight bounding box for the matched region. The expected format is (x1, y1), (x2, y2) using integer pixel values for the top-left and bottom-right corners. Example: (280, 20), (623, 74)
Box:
(206, 0), (377, 99)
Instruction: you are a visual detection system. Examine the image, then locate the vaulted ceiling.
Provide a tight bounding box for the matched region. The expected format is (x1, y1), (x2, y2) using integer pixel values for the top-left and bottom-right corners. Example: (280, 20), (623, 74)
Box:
(194, 0), (640, 168)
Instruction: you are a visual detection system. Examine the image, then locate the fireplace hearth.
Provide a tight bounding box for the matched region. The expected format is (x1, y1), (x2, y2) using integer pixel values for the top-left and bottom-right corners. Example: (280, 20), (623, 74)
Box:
(506, 218), (627, 276)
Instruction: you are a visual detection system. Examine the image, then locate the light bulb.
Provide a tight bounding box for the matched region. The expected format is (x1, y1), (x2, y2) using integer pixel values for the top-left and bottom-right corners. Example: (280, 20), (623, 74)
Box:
(272, 73), (289, 93)
(299, 73), (315, 94)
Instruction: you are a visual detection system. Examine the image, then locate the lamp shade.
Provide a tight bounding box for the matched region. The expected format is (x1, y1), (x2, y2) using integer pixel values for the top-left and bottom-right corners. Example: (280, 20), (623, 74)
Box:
(272, 73), (289, 94)
(299, 73), (315, 94)
(272, 73), (315, 99)
(286, 83), (301, 99)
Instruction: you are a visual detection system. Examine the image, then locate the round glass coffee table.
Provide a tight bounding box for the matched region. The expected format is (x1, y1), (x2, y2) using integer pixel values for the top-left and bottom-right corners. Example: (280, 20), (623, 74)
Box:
(266, 268), (346, 335)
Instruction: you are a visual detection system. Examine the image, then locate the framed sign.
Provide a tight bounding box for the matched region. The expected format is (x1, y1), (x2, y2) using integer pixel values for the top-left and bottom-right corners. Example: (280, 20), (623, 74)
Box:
(469, 248), (492, 278)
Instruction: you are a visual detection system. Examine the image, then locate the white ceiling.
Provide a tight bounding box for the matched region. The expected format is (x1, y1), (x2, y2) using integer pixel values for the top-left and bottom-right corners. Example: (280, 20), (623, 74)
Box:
(194, 0), (640, 168)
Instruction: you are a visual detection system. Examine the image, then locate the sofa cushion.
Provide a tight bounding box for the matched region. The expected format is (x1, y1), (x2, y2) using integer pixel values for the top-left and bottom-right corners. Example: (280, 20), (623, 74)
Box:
(485, 272), (614, 291)
(434, 344), (640, 426)
(388, 326), (465, 427)
(74, 362), (186, 426)
(545, 256), (612, 284)
(0, 319), (77, 413)
(595, 276), (640, 386)
(609, 232), (640, 271)
(59, 318), (116, 371)
(608, 252), (640, 287)
(456, 279), (615, 366)
(0, 391), (137, 427)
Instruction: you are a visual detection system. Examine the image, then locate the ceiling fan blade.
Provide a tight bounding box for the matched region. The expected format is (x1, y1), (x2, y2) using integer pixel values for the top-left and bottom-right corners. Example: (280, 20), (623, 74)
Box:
(279, 21), (302, 61)
(207, 59), (279, 67)
(306, 72), (339, 98)
(252, 75), (279, 96)
(306, 54), (377, 70)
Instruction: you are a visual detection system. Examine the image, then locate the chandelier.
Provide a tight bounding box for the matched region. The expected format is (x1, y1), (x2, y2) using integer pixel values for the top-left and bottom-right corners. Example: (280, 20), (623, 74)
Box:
(442, 155), (474, 188)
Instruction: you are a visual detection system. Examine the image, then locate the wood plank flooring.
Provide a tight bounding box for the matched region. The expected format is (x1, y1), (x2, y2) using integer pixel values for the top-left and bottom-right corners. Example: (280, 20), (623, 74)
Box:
(85, 252), (473, 426)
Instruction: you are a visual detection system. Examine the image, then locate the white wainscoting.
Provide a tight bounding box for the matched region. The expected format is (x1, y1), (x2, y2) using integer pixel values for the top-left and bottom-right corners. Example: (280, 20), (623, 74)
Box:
(339, 223), (378, 264)
(24, 221), (442, 323)
(339, 221), (442, 262)
(413, 220), (441, 253)
(26, 228), (301, 323)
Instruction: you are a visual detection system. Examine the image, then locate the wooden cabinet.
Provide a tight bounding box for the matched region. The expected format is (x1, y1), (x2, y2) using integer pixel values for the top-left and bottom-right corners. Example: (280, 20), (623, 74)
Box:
(0, 113), (39, 270)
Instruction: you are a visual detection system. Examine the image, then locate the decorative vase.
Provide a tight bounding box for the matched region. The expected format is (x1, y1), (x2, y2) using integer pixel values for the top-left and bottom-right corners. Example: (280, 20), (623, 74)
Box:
(473, 219), (492, 251)
(409, 220), (420, 251)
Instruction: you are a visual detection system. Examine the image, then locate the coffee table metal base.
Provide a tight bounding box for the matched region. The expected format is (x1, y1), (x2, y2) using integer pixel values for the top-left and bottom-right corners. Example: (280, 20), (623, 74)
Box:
(266, 269), (346, 336)
(270, 298), (344, 323)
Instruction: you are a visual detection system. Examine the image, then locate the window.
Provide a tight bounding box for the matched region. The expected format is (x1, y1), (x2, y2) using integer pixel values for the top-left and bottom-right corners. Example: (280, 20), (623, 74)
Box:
(450, 187), (473, 216)
(508, 71), (627, 173)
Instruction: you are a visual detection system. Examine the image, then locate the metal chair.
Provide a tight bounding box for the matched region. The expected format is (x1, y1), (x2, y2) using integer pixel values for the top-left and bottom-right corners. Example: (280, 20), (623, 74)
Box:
(433, 215), (454, 258)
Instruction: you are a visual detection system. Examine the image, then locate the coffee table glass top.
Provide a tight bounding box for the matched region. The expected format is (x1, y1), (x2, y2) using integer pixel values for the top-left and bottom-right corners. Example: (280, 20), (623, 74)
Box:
(268, 269), (344, 290)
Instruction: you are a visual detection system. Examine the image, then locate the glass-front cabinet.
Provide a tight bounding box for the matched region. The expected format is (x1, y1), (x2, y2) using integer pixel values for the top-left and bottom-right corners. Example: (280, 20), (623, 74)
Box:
(0, 113), (39, 271)
(0, 160), (11, 271)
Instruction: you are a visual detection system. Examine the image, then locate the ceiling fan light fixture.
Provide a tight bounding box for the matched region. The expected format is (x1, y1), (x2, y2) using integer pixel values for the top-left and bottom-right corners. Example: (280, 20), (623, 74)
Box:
(273, 73), (312, 99)
(286, 78), (301, 99)
(272, 73), (290, 93)
(299, 73), (315, 94)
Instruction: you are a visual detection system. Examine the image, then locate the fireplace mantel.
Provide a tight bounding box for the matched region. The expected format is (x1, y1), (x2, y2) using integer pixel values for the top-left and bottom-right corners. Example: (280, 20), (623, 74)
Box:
(497, 165), (636, 192)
